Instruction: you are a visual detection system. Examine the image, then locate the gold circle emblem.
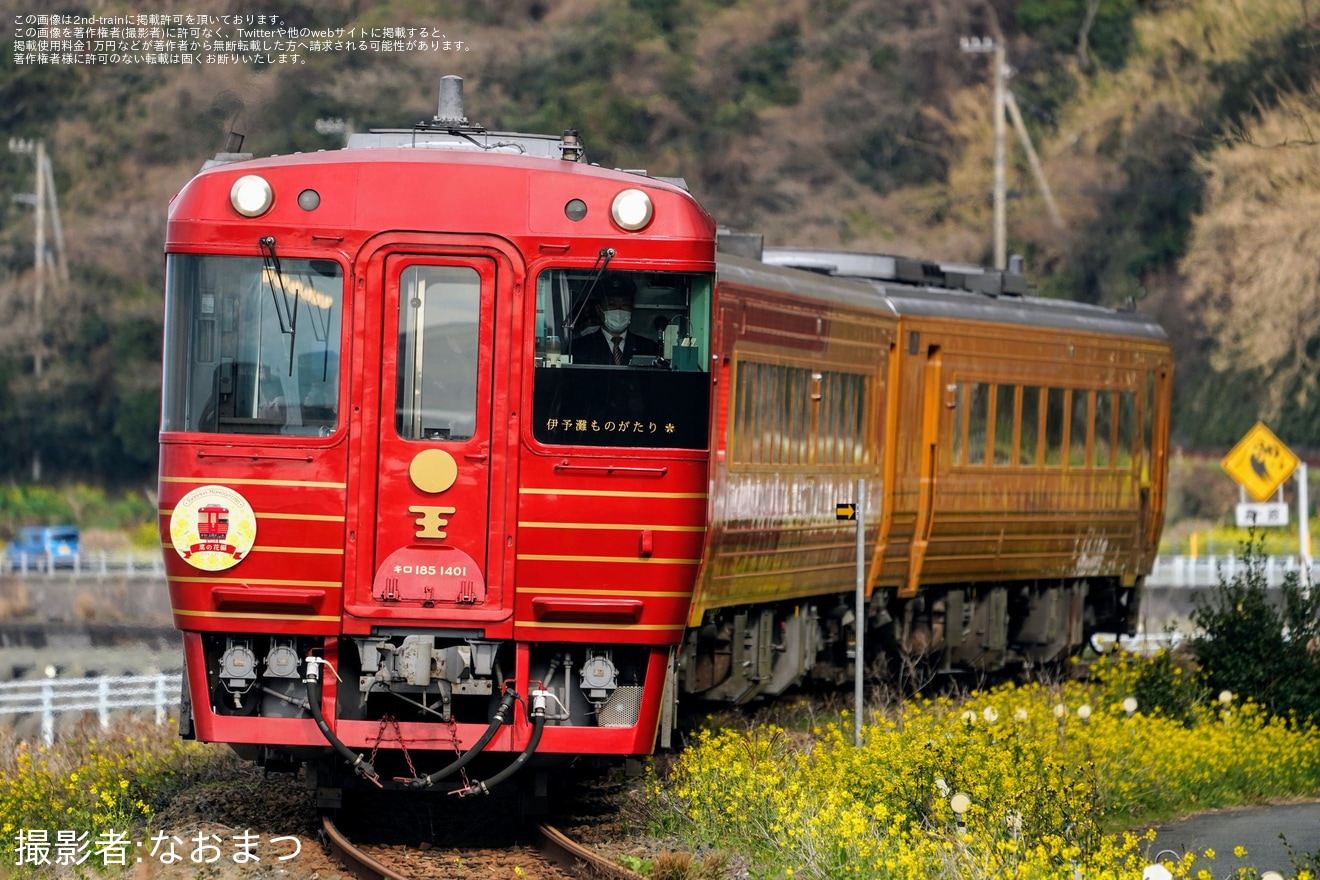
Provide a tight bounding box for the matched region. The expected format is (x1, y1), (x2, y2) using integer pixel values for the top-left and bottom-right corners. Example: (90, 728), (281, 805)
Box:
(169, 485), (257, 571)
(409, 449), (458, 493)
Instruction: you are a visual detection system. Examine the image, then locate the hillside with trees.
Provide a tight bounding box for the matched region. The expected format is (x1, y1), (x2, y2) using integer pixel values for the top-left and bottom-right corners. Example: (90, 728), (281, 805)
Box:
(1, 0), (1317, 487)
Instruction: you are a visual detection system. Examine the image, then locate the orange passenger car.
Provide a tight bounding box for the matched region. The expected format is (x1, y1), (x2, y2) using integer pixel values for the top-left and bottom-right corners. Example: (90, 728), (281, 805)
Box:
(681, 244), (1171, 703)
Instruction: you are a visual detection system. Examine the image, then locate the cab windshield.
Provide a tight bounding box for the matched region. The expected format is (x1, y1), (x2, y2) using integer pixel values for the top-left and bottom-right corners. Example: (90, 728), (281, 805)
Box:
(161, 254), (343, 436)
(532, 268), (712, 449)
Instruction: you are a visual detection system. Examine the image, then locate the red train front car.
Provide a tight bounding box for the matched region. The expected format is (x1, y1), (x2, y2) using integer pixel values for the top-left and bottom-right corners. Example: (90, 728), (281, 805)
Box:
(160, 78), (715, 795)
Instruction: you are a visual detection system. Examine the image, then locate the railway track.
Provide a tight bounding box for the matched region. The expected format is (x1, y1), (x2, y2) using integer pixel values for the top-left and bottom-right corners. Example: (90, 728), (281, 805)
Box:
(321, 814), (648, 880)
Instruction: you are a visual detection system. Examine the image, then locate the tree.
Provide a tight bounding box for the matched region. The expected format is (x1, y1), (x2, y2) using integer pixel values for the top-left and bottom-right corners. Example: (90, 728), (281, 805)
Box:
(1180, 92), (1320, 427)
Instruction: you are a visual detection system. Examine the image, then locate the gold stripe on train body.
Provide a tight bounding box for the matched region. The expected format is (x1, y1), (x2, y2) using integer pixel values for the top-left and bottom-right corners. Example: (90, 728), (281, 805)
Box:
(516, 554), (701, 565)
(517, 587), (694, 599)
(518, 520), (706, 532)
(249, 545), (345, 555)
(159, 511), (347, 522)
(516, 621), (685, 632)
(518, 487), (708, 500)
(160, 476), (349, 489)
(173, 608), (341, 622)
(248, 512), (347, 522)
(168, 576), (343, 589)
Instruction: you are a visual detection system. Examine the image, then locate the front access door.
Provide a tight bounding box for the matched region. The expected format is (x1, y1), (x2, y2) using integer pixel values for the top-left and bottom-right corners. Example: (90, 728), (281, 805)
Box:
(368, 254), (504, 618)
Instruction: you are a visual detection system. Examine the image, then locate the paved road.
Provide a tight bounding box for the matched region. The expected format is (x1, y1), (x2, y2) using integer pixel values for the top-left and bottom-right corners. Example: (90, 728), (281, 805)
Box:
(1145, 800), (1320, 874)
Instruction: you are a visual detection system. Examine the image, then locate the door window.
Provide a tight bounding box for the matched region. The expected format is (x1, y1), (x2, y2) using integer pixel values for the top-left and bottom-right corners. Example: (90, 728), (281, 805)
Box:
(395, 266), (481, 442)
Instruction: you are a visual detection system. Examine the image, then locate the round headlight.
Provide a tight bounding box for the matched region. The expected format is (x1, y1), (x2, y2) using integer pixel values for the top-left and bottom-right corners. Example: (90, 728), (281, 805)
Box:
(610, 188), (654, 231)
(230, 175), (274, 217)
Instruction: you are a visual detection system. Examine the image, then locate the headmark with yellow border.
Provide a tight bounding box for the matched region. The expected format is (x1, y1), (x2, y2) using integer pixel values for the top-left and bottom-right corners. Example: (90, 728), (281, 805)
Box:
(169, 485), (257, 571)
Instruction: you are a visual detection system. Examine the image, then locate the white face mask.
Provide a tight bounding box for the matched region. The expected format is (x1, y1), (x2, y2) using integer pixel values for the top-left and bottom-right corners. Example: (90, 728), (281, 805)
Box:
(601, 309), (631, 334)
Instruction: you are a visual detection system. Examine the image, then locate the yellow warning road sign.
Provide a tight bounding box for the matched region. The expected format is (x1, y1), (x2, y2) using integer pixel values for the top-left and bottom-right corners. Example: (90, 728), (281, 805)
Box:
(1221, 422), (1299, 502)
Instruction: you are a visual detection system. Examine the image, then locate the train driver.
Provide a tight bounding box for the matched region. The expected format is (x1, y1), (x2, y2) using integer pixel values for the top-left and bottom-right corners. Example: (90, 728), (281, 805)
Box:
(572, 274), (659, 366)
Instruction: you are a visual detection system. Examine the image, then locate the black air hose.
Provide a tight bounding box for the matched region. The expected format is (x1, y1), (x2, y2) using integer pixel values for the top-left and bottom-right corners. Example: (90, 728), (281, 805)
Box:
(457, 689), (548, 797)
(409, 690), (518, 789)
(303, 657), (381, 787)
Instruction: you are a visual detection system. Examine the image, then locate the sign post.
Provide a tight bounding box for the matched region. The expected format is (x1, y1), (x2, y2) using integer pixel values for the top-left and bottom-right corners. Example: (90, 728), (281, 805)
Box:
(1222, 422), (1309, 584)
(1299, 462), (1311, 589)
(838, 483), (864, 747)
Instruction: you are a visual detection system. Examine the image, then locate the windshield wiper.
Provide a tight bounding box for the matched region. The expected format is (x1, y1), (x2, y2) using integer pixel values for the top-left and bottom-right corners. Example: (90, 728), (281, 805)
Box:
(564, 248), (615, 356)
(295, 263), (336, 381)
(259, 236), (300, 375)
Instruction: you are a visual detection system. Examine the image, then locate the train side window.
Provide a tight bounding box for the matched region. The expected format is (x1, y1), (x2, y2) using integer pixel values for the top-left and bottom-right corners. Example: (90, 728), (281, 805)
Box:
(396, 265), (480, 442)
(1117, 390), (1136, 469)
(162, 254), (343, 437)
(737, 361), (771, 463)
(760, 363), (780, 463)
(1141, 372), (1156, 480)
(757, 362), (809, 466)
(786, 366), (812, 465)
(951, 383), (966, 465)
(1044, 388), (1065, 467)
(1019, 386), (1041, 466)
(731, 358), (871, 468)
(814, 370), (868, 465)
(733, 358), (755, 461)
(966, 383), (988, 466)
(1069, 389), (1091, 468)
(993, 384), (1015, 466)
(532, 268), (712, 449)
(1094, 390), (1115, 468)
(844, 371), (869, 465)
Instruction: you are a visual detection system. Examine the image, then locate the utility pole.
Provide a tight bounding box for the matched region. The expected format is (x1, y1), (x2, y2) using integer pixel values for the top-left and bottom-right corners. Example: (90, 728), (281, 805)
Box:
(991, 39), (1006, 271)
(960, 37), (1064, 265)
(9, 137), (66, 482)
(961, 36), (1007, 269)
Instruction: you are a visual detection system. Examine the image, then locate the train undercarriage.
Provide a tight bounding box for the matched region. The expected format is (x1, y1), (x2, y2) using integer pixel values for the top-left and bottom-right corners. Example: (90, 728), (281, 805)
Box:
(192, 633), (656, 730)
(676, 577), (1141, 705)
(183, 630), (667, 803)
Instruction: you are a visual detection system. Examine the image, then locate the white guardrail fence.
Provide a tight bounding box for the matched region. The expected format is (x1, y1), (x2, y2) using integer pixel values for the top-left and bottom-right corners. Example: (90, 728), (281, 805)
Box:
(2, 549), (165, 578)
(1146, 554), (1316, 588)
(0, 674), (181, 745)
(1, 550), (1311, 587)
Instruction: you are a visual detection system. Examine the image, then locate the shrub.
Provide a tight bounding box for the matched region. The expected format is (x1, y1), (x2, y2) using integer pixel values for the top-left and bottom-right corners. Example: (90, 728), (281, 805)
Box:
(1091, 643), (1203, 725)
(1190, 531), (1320, 725)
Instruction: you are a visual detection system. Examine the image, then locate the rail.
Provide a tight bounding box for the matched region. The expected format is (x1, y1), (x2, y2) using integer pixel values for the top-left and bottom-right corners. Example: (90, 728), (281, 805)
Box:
(2, 549), (164, 579)
(0, 673), (180, 745)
